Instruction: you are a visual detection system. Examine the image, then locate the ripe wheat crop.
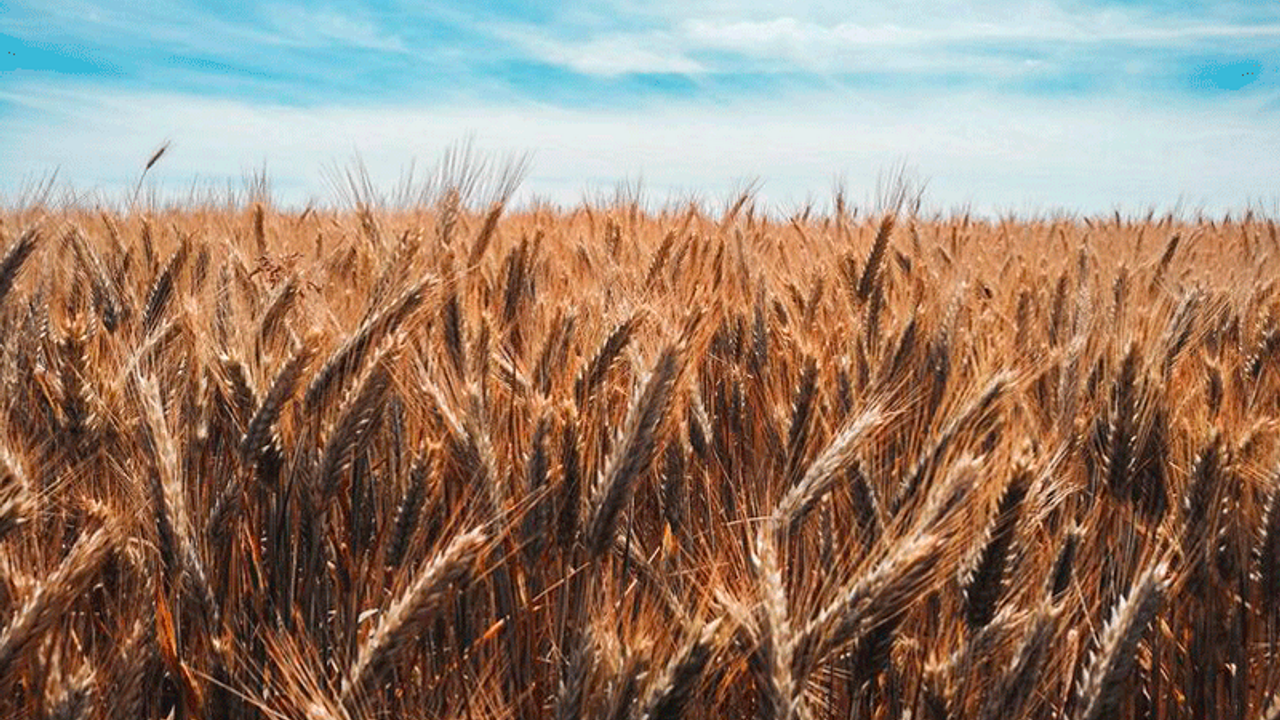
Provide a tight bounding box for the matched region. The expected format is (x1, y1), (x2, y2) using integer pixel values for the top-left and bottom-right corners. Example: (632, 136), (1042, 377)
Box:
(1, 188), (1279, 719)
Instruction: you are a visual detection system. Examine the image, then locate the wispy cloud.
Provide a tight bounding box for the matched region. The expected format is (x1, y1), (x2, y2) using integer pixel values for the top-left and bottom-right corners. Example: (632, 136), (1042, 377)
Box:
(492, 6), (1280, 78)
(260, 4), (409, 53)
(680, 15), (1280, 50)
(489, 25), (704, 77)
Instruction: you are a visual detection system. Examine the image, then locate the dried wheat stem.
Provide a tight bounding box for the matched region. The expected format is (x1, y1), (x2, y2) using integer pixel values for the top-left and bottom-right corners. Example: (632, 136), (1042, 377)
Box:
(585, 346), (681, 557)
(305, 280), (428, 411)
(0, 228), (39, 309)
(976, 607), (1058, 720)
(240, 336), (317, 465)
(638, 619), (720, 720)
(339, 527), (487, 708)
(1074, 561), (1169, 720)
(790, 533), (945, 682)
(775, 404), (883, 531)
(0, 527), (115, 680)
(0, 449), (33, 542)
(750, 529), (806, 720)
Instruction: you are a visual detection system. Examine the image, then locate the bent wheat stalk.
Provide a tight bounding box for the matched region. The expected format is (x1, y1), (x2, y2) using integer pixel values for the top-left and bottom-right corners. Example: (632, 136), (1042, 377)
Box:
(339, 527), (488, 709)
(0, 527), (115, 680)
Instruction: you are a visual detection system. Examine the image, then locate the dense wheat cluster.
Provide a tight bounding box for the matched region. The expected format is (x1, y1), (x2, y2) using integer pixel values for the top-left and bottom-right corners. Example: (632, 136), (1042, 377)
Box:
(2, 188), (1280, 720)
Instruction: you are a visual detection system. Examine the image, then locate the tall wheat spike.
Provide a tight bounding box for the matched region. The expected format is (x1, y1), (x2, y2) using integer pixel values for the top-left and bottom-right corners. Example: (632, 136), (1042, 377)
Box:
(339, 527), (487, 708)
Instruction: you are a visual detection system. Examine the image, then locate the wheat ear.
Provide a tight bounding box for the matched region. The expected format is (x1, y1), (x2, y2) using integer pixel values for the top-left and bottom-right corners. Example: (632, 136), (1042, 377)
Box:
(0, 526), (115, 680)
(1074, 562), (1169, 720)
(339, 527), (487, 708)
(585, 346), (682, 557)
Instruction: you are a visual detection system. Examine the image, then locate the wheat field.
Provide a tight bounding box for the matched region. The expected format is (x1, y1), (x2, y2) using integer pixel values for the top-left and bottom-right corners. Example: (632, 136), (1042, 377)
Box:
(1, 188), (1279, 720)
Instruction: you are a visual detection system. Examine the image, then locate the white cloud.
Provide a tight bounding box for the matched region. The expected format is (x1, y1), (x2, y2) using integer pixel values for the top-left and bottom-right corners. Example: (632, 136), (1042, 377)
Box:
(1, 0), (296, 53)
(612, 0), (1277, 31)
(683, 17), (926, 49)
(488, 25), (705, 76)
(681, 14), (1280, 49)
(2, 82), (1277, 216)
(674, 18), (1025, 74)
(482, 1), (1280, 76)
(262, 4), (409, 53)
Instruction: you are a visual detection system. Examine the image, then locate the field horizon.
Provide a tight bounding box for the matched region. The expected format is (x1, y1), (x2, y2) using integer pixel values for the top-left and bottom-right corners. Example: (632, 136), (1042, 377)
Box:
(9, 162), (1277, 224)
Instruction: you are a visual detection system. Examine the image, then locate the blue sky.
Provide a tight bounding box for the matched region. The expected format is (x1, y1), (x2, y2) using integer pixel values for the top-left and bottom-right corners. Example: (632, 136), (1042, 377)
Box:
(2, 0), (1279, 214)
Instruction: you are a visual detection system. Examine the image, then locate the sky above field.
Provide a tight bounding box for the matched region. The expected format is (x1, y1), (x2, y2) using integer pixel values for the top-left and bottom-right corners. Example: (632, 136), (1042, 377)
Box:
(2, 0), (1279, 215)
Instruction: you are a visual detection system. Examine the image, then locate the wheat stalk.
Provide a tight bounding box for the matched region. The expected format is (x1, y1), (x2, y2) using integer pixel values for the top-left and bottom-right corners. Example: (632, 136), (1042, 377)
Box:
(339, 527), (487, 708)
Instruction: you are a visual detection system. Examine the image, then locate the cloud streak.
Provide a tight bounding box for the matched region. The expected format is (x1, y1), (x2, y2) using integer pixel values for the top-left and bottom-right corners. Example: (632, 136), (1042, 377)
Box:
(503, 9), (1280, 77)
(488, 25), (705, 77)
